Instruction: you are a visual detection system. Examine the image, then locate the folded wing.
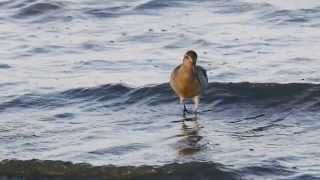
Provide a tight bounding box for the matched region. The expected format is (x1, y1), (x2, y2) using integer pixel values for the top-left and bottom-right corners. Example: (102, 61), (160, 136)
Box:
(196, 65), (208, 93)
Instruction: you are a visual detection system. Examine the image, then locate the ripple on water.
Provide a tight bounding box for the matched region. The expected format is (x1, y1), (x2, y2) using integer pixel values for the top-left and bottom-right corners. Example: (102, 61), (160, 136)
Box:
(0, 0), (34, 10)
(241, 163), (295, 179)
(0, 64), (11, 69)
(84, 6), (131, 18)
(54, 112), (75, 119)
(80, 41), (107, 51)
(164, 37), (216, 49)
(134, 0), (181, 11)
(260, 7), (320, 25)
(211, 1), (273, 14)
(88, 143), (149, 156)
(12, 2), (63, 19)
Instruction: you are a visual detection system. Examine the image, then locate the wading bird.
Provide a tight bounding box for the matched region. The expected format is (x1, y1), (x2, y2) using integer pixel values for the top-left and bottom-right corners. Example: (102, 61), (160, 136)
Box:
(170, 50), (208, 114)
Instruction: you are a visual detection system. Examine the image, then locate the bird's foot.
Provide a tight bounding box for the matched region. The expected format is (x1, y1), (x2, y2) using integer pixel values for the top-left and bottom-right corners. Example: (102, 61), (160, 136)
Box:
(183, 105), (193, 115)
(183, 109), (193, 115)
(193, 109), (200, 115)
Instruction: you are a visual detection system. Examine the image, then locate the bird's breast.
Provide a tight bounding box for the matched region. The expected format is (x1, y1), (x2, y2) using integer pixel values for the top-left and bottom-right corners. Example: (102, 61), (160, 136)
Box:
(170, 71), (201, 98)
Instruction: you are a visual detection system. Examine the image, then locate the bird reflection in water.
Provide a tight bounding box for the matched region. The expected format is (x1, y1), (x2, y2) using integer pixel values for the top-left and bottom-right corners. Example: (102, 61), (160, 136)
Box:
(176, 114), (205, 156)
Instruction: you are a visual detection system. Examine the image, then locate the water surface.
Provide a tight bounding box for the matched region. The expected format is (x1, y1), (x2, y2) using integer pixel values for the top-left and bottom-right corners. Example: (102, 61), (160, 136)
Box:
(1, 0), (320, 179)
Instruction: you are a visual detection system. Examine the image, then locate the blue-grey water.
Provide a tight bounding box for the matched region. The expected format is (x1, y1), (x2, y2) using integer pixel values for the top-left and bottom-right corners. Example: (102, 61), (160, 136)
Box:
(1, 0), (320, 179)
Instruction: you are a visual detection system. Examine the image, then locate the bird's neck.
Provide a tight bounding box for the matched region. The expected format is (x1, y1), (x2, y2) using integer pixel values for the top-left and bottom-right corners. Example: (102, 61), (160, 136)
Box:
(180, 63), (196, 77)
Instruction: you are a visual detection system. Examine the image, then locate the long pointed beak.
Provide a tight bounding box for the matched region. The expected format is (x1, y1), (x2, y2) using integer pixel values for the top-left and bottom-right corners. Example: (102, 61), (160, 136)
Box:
(192, 64), (196, 75)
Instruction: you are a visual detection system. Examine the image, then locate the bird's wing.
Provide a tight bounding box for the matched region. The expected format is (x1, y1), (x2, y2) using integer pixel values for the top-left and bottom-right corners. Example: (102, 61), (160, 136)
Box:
(171, 65), (181, 80)
(196, 65), (208, 92)
(170, 64), (181, 90)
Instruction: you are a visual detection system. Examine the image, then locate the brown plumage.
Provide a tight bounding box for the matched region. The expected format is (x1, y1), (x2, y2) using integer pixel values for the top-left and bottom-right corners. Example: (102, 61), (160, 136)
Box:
(170, 50), (208, 114)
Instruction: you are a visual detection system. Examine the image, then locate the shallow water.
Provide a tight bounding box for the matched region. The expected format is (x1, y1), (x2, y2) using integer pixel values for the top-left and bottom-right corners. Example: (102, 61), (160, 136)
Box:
(1, 0), (320, 179)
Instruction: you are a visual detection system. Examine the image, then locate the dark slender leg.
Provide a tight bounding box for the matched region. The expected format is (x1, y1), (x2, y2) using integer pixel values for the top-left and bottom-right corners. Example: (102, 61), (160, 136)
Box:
(183, 104), (192, 114)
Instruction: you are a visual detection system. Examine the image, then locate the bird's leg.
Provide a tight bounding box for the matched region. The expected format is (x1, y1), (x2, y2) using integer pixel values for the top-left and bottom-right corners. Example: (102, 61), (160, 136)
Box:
(183, 104), (189, 114)
(180, 97), (186, 114)
(180, 97), (191, 114)
(193, 96), (200, 114)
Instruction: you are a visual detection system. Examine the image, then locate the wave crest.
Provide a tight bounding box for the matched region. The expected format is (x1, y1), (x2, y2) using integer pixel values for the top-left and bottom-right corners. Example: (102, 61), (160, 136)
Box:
(1, 83), (320, 113)
(12, 2), (63, 19)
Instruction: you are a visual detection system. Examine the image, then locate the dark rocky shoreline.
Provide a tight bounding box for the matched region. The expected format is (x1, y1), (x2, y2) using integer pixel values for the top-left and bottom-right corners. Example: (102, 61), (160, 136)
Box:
(0, 159), (240, 180)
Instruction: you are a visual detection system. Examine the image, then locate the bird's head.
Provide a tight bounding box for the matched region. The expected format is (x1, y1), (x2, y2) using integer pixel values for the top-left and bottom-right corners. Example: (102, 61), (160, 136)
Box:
(183, 50), (197, 66)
